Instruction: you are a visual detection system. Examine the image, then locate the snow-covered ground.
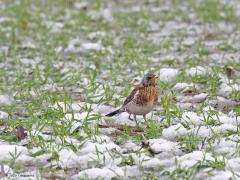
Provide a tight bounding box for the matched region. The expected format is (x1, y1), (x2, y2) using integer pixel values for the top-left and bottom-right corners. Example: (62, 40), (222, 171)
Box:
(0, 0), (240, 179)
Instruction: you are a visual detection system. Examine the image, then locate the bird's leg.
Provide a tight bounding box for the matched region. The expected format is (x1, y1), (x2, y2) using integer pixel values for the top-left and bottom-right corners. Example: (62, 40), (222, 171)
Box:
(134, 114), (138, 125)
(143, 114), (146, 121)
(128, 114), (133, 120)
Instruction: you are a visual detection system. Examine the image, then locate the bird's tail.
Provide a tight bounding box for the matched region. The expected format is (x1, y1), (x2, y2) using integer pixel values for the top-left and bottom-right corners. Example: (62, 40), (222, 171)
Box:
(105, 108), (124, 117)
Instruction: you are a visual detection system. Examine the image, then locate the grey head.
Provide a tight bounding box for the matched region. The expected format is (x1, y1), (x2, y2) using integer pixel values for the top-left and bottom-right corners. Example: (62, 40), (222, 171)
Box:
(141, 73), (158, 86)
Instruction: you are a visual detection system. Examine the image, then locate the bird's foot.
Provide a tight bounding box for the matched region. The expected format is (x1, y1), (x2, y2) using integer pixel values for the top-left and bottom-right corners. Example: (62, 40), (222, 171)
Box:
(128, 114), (133, 121)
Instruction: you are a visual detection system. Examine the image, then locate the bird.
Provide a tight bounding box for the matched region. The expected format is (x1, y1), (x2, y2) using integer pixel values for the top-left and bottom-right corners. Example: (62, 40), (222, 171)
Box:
(105, 73), (158, 123)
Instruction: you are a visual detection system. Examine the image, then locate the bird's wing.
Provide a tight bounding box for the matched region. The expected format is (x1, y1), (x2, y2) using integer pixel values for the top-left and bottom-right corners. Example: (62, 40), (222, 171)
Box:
(123, 85), (142, 106)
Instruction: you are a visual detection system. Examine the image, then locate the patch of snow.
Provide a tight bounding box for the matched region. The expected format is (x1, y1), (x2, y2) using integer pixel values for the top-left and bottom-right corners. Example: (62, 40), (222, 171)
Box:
(211, 170), (233, 180)
(142, 158), (162, 170)
(74, 1), (87, 9)
(149, 138), (181, 154)
(176, 102), (201, 111)
(51, 22), (64, 33)
(209, 96), (239, 110)
(119, 165), (141, 178)
(0, 17), (11, 23)
(72, 167), (121, 180)
(218, 83), (240, 97)
(55, 136), (81, 147)
(217, 113), (240, 125)
(182, 111), (204, 126)
(212, 140), (237, 154)
(162, 123), (188, 140)
(98, 127), (120, 136)
(82, 42), (104, 51)
(0, 95), (13, 106)
(92, 104), (116, 114)
(188, 126), (211, 138)
(21, 41), (36, 49)
(173, 83), (196, 92)
(159, 68), (179, 83)
(213, 124), (237, 134)
(0, 145), (28, 161)
(122, 140), (139, 152)
(78, 152), (122, 170)
(0, 46), (8, 54)
(59, 148), (80, 169)
(88, 31), (106, 40)
(178, 151), (213, 168)
(15, 154), (38, 166)
(77, 140), (121, 156)
(0, 111), (9, 119)
(104, 112), (137, 127)
(65, 112), (97, 121)
(0, 165), (13, 175)
(175, 93), (208, 103)
(186, 66), (207, 76)
(227, 157), (240, 172)
(95, 135), (112, 143)
(182, 37), (195, 46)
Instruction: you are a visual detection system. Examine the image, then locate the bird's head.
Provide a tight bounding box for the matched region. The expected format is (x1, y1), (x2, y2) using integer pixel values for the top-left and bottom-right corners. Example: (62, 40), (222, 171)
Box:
(141, 73), (158, 86)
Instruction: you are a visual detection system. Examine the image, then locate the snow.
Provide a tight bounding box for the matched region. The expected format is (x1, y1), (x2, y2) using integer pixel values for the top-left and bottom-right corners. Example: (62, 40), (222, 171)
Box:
(76, 151), (122, 171)
(21, 41), (36, 49)
(142, 158), (162, 170)
(173, 82), (196, 92)
(182, 37), (195, 46)
(119, 165), (141, 178)
(15, 154), (38, 166)
(218, 83), (240, 97)
(159, 68), (179, 83)
(162, 123), (188, 140)
(65, 112), (97, 121)
(175, 93), (208, 103)
(227, 157), (240, 172)
(188, 126), (211, 138)
(209, 96), (239, 110)
(0, 165), (13, 175)
(122, 140), (139, 152)
(212, 140), (237, 154)
(0, 145), (28, 161)
(104, 112), (137, 127)
(178, 151), (213, 168)
(88, 31), (106, 40)
(176, 102), (201, 111)
(211, 171), (233, 180)
(1, 0), (240, 178)
(82, 43), (104, 51)
(0, 111), (9, 119)
(55, 102), (115, 115)
(0, 95), (13, 106)
(77, 140), (122, 156)
(213, 124), (237, 134)
(186, 66), (207, 76)
(217, 113), (240, 125)
(182, 111), (204, 126)
(59, 148), (81, 169)
(74, 1), (87, 10)
(149, 138), (181, 154)
(72, 168), (120, 180)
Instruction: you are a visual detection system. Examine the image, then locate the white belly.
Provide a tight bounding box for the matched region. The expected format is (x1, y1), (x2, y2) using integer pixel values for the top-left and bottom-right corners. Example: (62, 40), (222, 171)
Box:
(126, 102), (154, 115)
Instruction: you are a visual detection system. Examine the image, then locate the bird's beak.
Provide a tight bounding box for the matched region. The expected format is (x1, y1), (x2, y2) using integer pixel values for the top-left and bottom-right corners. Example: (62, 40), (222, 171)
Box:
(152, 75), (158, 80)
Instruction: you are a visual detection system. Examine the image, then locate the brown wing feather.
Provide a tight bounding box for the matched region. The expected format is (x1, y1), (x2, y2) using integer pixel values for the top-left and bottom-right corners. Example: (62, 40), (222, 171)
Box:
(123, 85), (142, 106)
(124, 85), (158, 106)
(133, 86), (158, 106)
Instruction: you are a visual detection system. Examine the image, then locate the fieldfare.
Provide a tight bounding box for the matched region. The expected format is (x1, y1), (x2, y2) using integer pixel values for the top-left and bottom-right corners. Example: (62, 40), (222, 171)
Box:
(106, 73), (158, 123)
